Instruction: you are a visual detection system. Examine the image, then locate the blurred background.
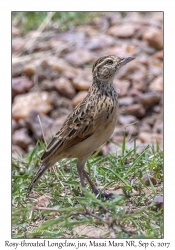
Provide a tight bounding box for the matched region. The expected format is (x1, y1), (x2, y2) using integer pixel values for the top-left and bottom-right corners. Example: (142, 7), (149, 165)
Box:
(12, 12), (163, 158)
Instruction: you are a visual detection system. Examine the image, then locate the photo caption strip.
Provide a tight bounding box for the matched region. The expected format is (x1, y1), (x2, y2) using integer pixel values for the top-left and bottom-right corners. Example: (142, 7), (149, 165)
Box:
(4, 239), (170, 249)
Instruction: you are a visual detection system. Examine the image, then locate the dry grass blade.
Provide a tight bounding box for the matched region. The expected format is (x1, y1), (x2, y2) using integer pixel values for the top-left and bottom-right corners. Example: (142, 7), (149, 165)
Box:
(19, 12), (55, 57)
(37, 115), (47, 147)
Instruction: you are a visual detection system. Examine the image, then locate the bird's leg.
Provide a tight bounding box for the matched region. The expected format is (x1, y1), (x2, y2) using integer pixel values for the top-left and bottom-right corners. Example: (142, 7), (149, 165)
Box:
(82, 170), (99, 195)
(77, 159), (86, 189)
(83, 170), (113, 198)
(77, 160), (113, 199)
(77, 168), (85, 188)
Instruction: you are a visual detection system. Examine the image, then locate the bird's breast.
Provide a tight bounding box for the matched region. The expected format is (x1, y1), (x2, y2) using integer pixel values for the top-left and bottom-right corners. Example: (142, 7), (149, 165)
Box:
(93, 98), (118, 143)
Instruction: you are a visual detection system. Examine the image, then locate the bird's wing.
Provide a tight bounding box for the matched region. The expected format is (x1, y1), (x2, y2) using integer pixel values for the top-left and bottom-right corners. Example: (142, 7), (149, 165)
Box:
(41, 95), (96, 162)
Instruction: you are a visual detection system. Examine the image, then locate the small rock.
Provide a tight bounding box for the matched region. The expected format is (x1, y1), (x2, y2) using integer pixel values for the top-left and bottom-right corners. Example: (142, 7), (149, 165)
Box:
(49, 92), (73, 119)
(90, 16), (109, 32)
(12, 26), (20, 36)
(86, 34), (115, 50)
(72, 91), (88, 107)
(63, 70), (77, 80)
(131, 71), (146, 83)
(151, 133), (163, 144)
(126, 139), (143, 152)
(50, 108), (71, 120)
(105, 12), (121, 25)
(12, 62), (24, 77)
(142, 116), (155, 127)
(133, 81), (146, 92)
(113, 125), (124, 136)
(132, 72), (147, 92)
(54, 30), (86, 46)
(45, 116), (67, 142)
(120, 106), (127, 115)
(137, 54), (149, 66)
(23, 60), (41, 78)
(126, 44), (137, 55)
(12, 128), (33, 150)
(65, 49), (95, 66)
(18, 118), (26, 128)
(108, 24), (137, 38)
(23, 64), (36, 78)
(148, 196), (163, 210)
(138, 132), (152, 143)
(27, 144), (35, 153)
(113, 135), (124, 144)
(117, 60), (137, 80)
(118, 96), (134, 106)
(49, 39), (67, 50)
(40, 79), (55, 91)
(112, 187), (124, 196)
(105, 46), (126, 58)
(50, 98), (73, 119)
(72, 77), (91, 91)
(139, 92), (161, 107)
(153, 121), (163, 134)
(54, 78), (76, 99)
(12, 119), (18, 133)
(25, 33), (50, 53)
(149, 60), (163, 77)
(101, 145), (109, 155)
(143, 27), (163, 50)
(72, 68), (92, 91)
(119, 115), (136, 125)
(124, 12), (143, 23)
(12, 37), (26, 53)
(140, 122), (152, 133)
(125, 125), (138, 136)
(55, 96), (73, 111)
(78, 26), (98, 37)
(126, 104), (146, 118)
(149, 76), (163, 92)
(49, 91), (61, 107)
(36, 196), (51, 207)
(153, 196), (163, 210)
(129, 89), (142, 98)
(150, 12), (163, 22)
(153, 105), (161, 113)
(12, 76), (33, 98)
(142, 174), (157, 186)
(38, 73), (48, 83)
(45, 57), (78, 74)
(12, 145), (25, 158)
(113, 79), (130, 97)
(26, 111), (53, 140)
(12, 92), (51, 120)
(105, 143), (118, 154)
(153, 50), (163, 60)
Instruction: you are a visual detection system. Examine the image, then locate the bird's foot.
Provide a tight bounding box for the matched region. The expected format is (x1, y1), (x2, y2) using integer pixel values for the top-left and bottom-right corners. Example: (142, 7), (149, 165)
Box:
(92, 188), (113, 199)
(100, 192), (113, 199)
(92, 188), (99, 196)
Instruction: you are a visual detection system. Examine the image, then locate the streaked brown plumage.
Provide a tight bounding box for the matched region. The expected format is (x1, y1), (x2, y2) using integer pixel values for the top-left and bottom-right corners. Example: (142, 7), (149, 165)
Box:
(27, 55), (134, 198)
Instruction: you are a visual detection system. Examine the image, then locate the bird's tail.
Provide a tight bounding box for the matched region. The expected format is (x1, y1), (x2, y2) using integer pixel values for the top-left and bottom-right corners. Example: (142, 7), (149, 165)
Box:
(27, 162), (51, 195)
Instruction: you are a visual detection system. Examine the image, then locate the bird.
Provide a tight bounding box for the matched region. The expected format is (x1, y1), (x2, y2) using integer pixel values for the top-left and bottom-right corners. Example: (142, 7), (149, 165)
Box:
(27, 55), (135, 198)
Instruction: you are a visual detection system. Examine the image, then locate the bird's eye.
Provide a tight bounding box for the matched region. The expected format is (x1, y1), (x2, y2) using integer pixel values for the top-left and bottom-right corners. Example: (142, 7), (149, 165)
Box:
(106, 60), (113, 64)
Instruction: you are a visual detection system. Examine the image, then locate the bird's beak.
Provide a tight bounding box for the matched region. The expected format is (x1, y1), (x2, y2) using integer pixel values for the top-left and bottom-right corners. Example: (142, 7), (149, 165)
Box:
(118, 57), (135, 68)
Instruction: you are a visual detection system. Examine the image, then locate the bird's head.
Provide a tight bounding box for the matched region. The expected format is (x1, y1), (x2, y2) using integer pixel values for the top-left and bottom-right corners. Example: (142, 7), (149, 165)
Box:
(92, 55), (135, 82)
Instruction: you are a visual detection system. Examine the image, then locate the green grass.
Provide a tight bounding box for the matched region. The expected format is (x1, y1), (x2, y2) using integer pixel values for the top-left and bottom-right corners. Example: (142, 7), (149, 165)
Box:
(12, 139), (163, 238)
(12, 12), (100, 33)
